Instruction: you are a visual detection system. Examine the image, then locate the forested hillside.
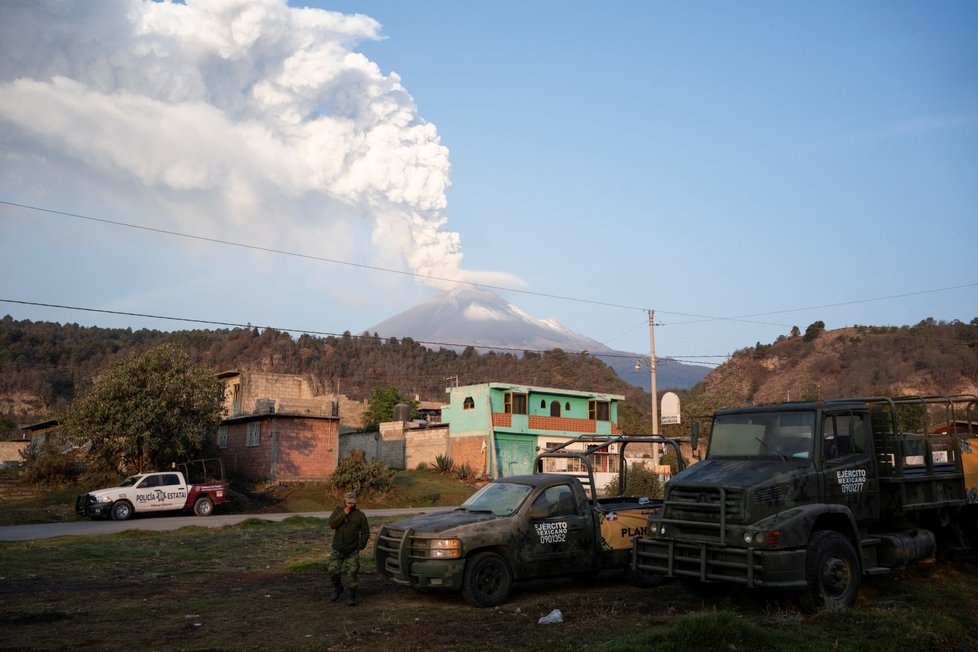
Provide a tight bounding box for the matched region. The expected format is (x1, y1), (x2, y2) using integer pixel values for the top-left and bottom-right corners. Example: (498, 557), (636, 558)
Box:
(700, 319), (978, 405)
(4, 316), (977, 438)
(0, 316), (650, 427)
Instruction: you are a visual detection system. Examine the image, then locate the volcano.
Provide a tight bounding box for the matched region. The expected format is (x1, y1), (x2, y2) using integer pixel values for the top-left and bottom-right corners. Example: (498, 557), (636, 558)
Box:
(366, 286), (710, 390)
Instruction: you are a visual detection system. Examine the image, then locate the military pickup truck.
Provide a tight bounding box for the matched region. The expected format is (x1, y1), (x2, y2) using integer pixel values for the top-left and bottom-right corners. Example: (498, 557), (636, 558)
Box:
(633, 395), (978, 610)
(375, 435), (684, 607)
(75, 458), (228, 521)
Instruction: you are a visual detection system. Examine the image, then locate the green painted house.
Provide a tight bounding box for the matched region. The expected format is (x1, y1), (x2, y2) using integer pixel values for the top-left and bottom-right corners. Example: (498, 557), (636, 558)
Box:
(441, 382), (625, 479)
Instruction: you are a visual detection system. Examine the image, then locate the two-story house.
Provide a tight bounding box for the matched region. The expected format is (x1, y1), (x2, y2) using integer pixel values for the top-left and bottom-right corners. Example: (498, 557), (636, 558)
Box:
(216, 371), (342, 482)
(442, 382), (625, 481)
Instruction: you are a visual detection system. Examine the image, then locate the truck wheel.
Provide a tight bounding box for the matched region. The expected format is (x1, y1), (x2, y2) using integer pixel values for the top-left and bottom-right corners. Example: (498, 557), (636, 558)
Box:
(193, 497), (214, 517)
(111, 500), (133, 521)
(630, 567), (666, 588)
(798, 530), (860, 611)
(461, 552), (513, 607)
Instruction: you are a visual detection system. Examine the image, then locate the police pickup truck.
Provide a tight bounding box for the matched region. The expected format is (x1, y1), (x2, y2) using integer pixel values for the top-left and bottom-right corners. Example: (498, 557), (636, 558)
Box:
(375, 435), (684, 607)
(75, 458), (228, 521)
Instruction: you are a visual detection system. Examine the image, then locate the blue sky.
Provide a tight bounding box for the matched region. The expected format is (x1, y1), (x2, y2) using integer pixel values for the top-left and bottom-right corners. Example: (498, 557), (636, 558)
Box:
(0, 0), (975, 367)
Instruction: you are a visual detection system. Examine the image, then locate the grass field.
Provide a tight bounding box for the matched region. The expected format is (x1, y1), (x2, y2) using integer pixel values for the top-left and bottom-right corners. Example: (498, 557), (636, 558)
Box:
(2, 469), (978, 650)
(2, 516), (977, 651)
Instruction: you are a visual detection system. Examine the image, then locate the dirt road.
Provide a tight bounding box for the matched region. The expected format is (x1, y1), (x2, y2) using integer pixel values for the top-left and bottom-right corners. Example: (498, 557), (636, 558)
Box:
(0, 507), (454, 541)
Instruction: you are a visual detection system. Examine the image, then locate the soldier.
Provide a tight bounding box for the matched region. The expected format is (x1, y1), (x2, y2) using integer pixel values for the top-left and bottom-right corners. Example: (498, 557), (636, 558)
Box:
(328, 491), (370, 606)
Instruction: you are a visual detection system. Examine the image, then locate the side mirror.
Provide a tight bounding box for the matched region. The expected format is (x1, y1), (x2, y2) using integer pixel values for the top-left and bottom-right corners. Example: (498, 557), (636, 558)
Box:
(690, 422), (700, 450)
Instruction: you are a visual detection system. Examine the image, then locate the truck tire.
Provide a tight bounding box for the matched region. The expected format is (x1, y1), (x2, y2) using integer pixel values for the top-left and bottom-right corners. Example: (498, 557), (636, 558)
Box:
(630, 567), (666, 588)
(461, 552), (513, 607)
(798, 530), (860, 611)
(193, 496), (214, 517)
(111, 500), (133, 521)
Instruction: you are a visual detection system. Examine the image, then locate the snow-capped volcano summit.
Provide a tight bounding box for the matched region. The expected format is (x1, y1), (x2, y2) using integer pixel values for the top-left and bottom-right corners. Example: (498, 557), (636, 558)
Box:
(366, 286), (710, 389)
(367, 286), (611, 353)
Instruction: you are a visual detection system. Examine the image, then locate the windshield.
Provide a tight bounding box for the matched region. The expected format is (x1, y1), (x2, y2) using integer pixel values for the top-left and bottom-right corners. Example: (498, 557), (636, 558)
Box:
(709, 410), (815, 460)
(459, 481), (533, 516)
(118, 475), (142, 488)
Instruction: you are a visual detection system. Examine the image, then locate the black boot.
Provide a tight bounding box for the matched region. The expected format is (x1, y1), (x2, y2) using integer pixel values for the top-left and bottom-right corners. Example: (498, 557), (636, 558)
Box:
(347, 588), (358, 606)
(329, 576), (343, 602)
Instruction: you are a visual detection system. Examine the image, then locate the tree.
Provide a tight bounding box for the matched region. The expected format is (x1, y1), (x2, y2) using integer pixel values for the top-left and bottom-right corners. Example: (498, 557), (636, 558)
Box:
(59, 343), (225, 475)
(803, 321), (826, 342)
(791, 326), (801, 337)
(362, 387), (417, 430)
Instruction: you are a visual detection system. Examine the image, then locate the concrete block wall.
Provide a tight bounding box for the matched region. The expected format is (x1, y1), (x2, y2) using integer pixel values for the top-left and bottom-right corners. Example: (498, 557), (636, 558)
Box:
(404, 427), (450, 470)
(337, 395), (368, 430)
(340, 432), (382, 461)
(0, 441), (27, 468)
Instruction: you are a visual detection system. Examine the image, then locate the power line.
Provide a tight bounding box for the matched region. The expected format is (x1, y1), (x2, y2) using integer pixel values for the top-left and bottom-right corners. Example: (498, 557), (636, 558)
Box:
(0, 298), (731, 365)
(0, 199), (647, 313)
(4, 198), (975, 331)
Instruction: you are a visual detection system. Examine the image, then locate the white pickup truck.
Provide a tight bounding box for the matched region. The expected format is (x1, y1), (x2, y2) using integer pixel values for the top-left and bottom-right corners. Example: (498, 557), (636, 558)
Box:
(75, 458), (228, 521)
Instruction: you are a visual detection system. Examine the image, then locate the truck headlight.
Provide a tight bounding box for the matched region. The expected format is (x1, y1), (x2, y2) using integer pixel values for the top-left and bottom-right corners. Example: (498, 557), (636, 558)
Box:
(743, 530), (781, 546)
(96, 495), (113, 503)
(427, 539), (461, 559)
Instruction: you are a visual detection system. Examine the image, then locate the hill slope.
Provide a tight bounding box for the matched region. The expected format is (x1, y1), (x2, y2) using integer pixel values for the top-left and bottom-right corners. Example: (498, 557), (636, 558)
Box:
(699, 321), (978, 405)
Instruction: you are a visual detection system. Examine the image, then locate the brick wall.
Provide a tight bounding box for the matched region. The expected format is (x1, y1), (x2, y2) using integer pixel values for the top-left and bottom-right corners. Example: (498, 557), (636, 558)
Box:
(218, 416), (338, 483)
(527, 415), (597, 433)
(220, 420), (275, 480)
(450, 435), (488, 477)
(492, 413), (511, 428)
(274, 418), (339, 483)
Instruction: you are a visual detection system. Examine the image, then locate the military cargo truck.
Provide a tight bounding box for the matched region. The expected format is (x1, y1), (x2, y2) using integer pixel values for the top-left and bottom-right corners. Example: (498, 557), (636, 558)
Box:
(633, 395), (978, 610)
(375, 435), (684, 607)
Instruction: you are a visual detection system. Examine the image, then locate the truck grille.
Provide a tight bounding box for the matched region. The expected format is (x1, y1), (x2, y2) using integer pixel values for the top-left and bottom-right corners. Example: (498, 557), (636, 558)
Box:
(661, 485), (745, 544)
(75, 494), (95, 515)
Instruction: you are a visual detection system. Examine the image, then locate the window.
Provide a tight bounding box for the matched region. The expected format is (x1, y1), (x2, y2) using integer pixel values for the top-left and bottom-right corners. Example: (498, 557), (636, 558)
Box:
(231, 382), (241, 416)
(823, 412), (866, 459)
(550, 401), (561, 417)
(504, 392), (528, 415)
(540, 399), (547, 409)
(161, 474), (182, 486)
(246, 421), (261, 447)
(565, 402), (571, 412)
(462, 396), (475, 410)
(530, 484), (578, 518)
(218, 425), (228, 449)
(137, 475), (161, 488)
(588, 400), (610, 421)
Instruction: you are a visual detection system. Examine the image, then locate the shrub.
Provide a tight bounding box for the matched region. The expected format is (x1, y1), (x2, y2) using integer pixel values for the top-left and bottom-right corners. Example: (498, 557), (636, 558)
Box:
(433, 454), (454, 475)
(418, 487), (441, 505)
(19, 441), (83, 486)
(454, 463), (474, 481)
(329, 449), (395, 496)
(415, 461), (429, 471)
(603, 462), (663, 499)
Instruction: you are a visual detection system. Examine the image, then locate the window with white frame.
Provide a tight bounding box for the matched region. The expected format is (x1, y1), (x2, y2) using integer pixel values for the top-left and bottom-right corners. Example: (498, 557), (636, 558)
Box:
(246, 422), (261, 447)
(218, 425), (228, 449)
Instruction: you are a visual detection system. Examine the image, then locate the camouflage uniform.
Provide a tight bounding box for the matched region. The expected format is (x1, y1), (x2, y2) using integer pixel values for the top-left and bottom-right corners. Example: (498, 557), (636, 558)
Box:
(328, 492), (370, 605)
